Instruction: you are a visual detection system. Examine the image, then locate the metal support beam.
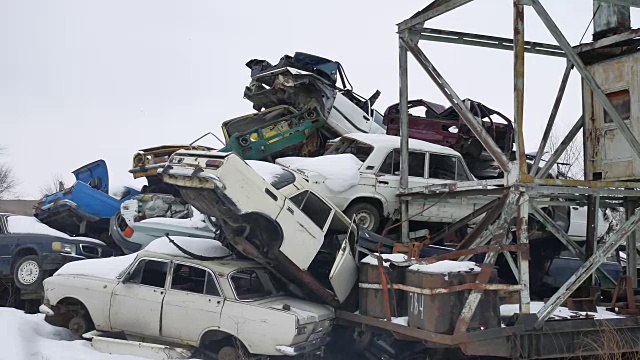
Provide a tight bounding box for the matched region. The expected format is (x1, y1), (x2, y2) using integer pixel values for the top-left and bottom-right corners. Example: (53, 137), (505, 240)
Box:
(584, 195), (599, 288)
(397, 0), (475, 31)
(400, 37), (511, 173)
(430, 197), (501, 244)
(502, 251), (520, 282)
(419, 28), (564, 57)
(530, 62), (573, 176)
(536, 116), (584, 178)
(625, 200), (638, 286)
(516, 190), (530, 313)
(399, 34), (411, 243)
(514, 0), (527, 180)
(530, 0), (640, 161)
(530, 203), (617, 284)
(455, 195), (515, 333)
(535, 208), (640, 328)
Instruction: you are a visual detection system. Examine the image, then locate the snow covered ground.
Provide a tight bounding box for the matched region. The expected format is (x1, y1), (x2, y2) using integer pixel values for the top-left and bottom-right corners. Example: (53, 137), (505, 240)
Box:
(0, 308), (144, 360)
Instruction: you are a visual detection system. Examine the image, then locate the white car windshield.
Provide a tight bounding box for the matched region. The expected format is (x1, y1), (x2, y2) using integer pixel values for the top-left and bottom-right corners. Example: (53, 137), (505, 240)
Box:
(230, 268), (282, 301)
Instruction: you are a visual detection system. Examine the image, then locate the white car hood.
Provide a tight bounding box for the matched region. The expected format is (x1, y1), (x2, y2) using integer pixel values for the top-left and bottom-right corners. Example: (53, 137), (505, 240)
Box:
(252, 296), (334, 324)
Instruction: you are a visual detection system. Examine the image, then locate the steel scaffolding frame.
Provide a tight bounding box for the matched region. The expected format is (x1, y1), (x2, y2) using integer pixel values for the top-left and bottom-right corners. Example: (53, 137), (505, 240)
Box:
(396, 0), (640, 328)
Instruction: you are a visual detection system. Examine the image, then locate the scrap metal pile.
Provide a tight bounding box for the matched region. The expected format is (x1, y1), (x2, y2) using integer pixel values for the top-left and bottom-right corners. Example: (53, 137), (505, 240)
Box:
(30, 51), (621, 359)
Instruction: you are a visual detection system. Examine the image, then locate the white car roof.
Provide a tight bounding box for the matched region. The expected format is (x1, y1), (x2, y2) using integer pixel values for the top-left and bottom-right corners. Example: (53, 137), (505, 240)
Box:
(343, 133), (462, 157)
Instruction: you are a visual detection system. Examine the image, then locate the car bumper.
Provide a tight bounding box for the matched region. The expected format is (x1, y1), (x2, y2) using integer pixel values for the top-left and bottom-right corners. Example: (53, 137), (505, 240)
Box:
(275, 333), (331, 356)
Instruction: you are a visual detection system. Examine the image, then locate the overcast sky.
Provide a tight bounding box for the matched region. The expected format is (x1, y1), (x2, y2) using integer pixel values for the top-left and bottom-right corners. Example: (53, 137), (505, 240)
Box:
(1, 0), (639, 199)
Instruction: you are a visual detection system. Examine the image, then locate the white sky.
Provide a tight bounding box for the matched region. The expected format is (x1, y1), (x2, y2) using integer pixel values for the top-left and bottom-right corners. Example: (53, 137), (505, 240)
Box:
(1, 0), (639, 199)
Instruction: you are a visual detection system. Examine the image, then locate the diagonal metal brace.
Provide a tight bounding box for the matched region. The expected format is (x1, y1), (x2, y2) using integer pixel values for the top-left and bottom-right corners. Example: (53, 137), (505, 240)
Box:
(530, 203), (616, 284)
(536, 116), (584, 178)
(529, 0), (640, 161)
(535, 208), (640, 328)
(400, 37), (511, 173)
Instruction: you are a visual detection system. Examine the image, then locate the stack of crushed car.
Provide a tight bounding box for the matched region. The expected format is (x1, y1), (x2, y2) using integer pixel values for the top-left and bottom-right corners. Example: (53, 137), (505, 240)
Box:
(14, 52), (622, 359)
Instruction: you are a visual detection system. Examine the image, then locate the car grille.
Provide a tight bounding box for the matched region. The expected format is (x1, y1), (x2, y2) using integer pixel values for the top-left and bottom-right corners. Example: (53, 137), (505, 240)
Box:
(79, 244), (102, 258)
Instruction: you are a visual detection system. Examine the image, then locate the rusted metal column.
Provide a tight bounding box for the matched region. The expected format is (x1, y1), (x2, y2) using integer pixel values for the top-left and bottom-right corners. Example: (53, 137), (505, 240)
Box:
(517, 190), (530, 313)
(535, 208), (640, 328)
(584, 195), (599, 290)
(514, 0), (527, 180)
(530, 62), (573, 176)
(399, 33), (410, 243)
(625, 200), (638, 286)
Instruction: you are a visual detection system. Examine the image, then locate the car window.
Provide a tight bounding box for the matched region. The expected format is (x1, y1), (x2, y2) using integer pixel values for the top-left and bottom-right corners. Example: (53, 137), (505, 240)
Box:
(127, 259), (169, 288)
(455, 157), (472, 181)
(378, 149), (425, 177)
(326, 138), (373, 162)
(230, 269), (279, 301)
(429, 153), (457, 180)
(170, 263), (219, 295)
(289, 190), (332, 230)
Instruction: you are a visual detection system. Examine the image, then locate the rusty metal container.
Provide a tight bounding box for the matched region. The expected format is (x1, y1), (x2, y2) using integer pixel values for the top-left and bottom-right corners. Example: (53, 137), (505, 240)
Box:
(359, 260), (407, 318)
(406, 266), (500, 334)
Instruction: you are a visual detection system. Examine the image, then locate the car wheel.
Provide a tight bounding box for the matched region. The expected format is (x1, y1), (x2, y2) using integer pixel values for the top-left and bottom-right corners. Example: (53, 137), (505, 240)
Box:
(13, 255), (44, 291)
(345, 202), (380, 232)
(217, 346), (242, 360)
(68, 315), (92, 338)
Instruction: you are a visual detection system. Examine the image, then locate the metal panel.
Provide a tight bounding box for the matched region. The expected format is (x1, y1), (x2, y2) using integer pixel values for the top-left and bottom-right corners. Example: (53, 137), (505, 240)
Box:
(399, 35), (410, 243)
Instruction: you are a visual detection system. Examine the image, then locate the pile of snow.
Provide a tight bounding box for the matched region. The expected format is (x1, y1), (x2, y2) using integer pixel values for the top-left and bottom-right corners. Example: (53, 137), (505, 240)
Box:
(276, 154), (362, 192)
(391, 316), (409, 326)
(143, 236), (232, 258)
(247, 160), (289, 184)
(500, 302), (622, 320)
(0, 308), (143, 359)
(141, 209), (208, 229)
(409, 260), (480, 280)
(361, 253), (408, 267)
(55, 254), (137, 280)
(6, 216), (106, 245)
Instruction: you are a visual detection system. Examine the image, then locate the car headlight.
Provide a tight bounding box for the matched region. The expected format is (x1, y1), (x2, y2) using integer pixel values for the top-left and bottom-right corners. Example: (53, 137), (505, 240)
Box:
(52, 242), (76, 255)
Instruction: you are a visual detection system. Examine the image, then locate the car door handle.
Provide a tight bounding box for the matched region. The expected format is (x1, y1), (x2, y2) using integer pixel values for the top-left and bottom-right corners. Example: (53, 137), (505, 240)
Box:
(378, 180), (389, 185)
(287, 207), (294, 215)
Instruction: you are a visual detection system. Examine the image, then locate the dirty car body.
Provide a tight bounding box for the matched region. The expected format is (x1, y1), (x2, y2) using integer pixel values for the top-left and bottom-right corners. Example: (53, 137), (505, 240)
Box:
(42, 241), (333, 357)
(34, 160), (140, 247)
(383, 99), (514, 179)
(0, 214), (112, 292)
(160, 151), (358, 307)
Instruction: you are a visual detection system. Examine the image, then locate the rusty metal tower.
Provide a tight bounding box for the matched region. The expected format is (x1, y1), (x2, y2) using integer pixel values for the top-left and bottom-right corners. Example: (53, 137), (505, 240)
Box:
(397, 0), (640, 330)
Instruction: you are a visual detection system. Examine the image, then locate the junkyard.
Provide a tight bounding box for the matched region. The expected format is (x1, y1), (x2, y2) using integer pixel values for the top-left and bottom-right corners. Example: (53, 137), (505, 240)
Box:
(5, 1), (640, 359)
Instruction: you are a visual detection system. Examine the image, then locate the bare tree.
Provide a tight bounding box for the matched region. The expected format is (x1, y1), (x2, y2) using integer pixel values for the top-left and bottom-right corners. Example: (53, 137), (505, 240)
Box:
(0, 147), (17, 199)
(39, 174), (68, 197)
(545, 130), (584, 180)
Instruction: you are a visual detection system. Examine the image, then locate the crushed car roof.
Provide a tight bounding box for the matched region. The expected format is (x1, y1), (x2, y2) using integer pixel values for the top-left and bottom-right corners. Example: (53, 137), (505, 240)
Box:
(343, 133), (462, 156)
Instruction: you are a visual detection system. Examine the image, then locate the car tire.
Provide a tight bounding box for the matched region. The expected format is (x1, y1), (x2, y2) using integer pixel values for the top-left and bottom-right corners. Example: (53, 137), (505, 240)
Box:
(345, 202), (380, 232)
(217, 346), (242, 360)
(13, 255), (44, 291)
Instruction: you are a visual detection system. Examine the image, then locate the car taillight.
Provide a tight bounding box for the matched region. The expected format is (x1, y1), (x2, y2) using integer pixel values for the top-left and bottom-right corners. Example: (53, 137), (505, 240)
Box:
(123, 227), (134, 238)
(205, 159), (224, 168)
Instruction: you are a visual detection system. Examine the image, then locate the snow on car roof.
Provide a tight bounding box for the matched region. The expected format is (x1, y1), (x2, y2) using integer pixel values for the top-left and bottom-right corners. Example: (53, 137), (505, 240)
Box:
(142, 236), (232, 258)
(246, 160), (287, 184)
(275, 154), (362, 192)
(5, 216), (105, 245)
(54, 253), (137, 280)
(344, 133), (461, 156)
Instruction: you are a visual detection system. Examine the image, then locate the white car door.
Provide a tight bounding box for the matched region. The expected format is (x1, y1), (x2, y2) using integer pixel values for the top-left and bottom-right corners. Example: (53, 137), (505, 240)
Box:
(329, 235), (358, 303)
(161, 262), (224, 343)
(110, 258), (169, 337)
(374, 149), (432, 222)
(327, 92), (373, 135)
(277, 190), (333, 270)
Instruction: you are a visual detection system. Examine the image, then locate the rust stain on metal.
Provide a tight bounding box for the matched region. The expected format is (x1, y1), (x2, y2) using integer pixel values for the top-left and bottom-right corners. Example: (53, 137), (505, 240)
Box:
(359, 282), (522, 295)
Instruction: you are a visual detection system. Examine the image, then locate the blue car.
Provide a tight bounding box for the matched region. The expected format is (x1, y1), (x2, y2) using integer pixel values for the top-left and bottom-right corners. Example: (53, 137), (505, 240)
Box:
(34, 160), (139, 250)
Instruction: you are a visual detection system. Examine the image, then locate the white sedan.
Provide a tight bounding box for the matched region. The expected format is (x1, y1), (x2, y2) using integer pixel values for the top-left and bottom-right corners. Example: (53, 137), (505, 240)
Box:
(42, 236), (334, 358)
